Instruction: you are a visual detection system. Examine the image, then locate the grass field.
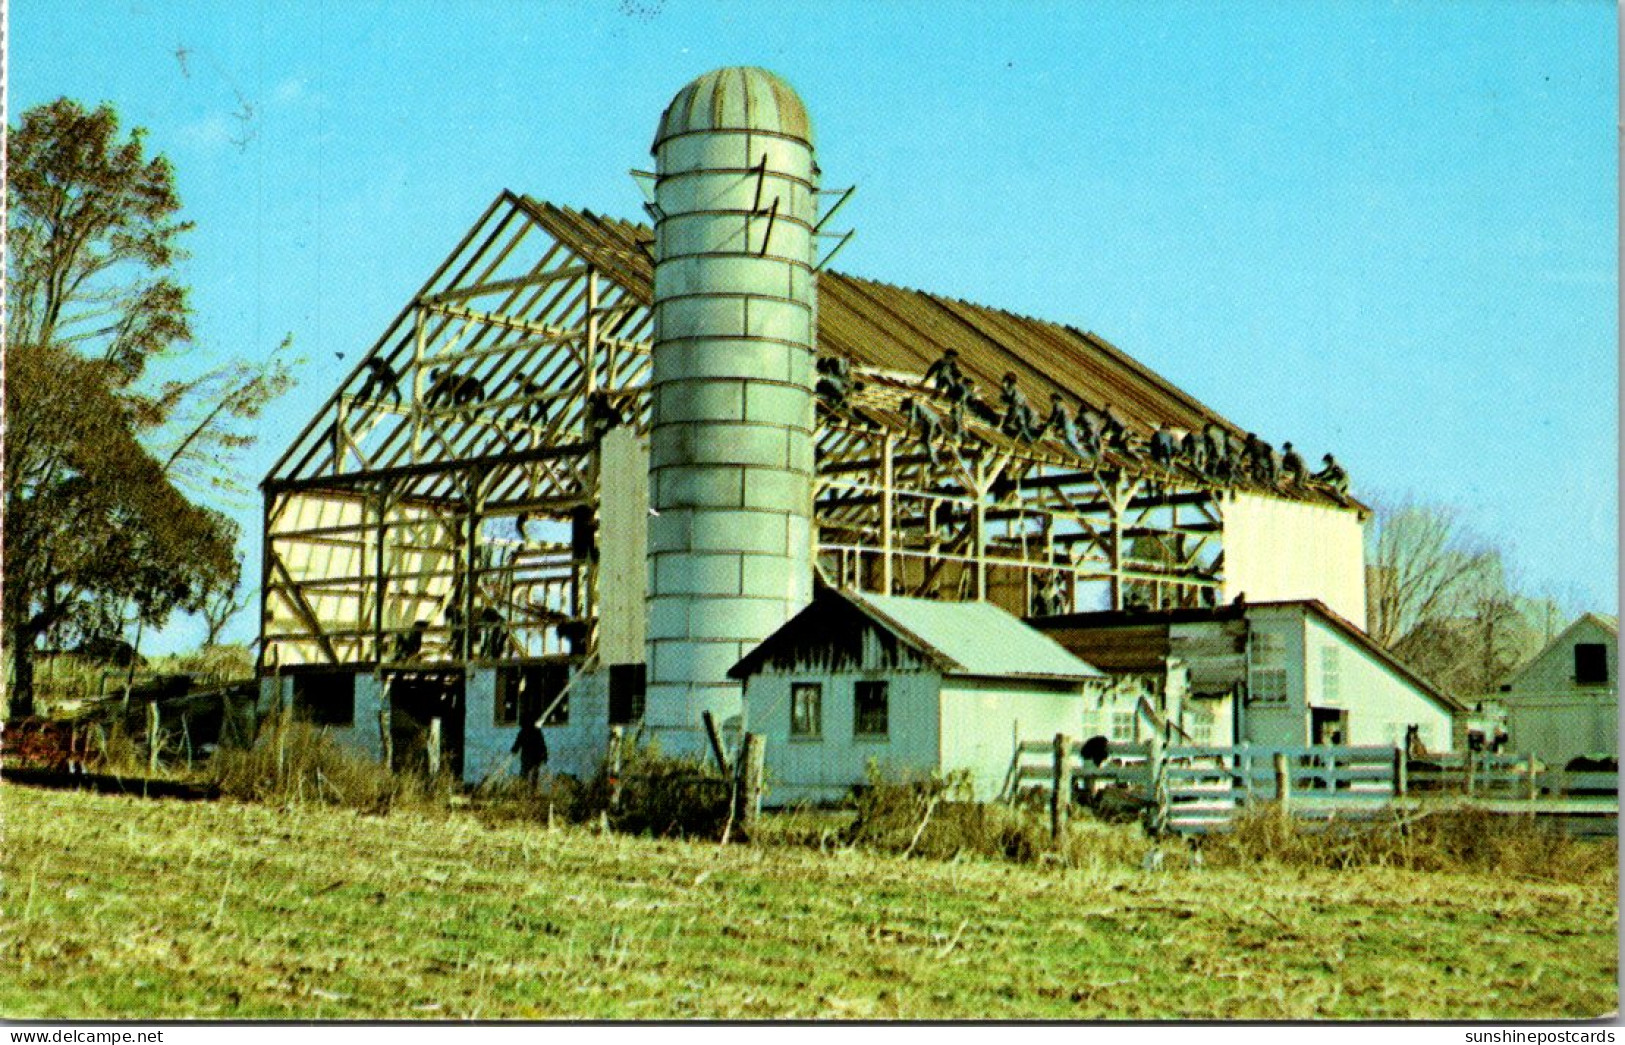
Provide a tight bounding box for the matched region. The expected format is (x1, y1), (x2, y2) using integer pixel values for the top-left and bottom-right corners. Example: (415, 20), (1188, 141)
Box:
(1, 785), (1616, 1020)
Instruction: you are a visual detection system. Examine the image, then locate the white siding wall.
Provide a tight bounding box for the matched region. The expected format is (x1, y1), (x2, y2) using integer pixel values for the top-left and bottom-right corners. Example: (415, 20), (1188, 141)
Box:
(598, 428), (649, 666)
(462, 667), (612, 784)
(1220, 492), (1367, 627)
(461, 668), (507, 783)
(339, 674), (385, 761)
(747, 670), (940, 805)
(938, 680), (1086, 801)
(1507, 699), (1618, 766)
(1239, 609), (1307, 747)
(1301, 616), (1454, 751)
(1507, 618), (1618, 700)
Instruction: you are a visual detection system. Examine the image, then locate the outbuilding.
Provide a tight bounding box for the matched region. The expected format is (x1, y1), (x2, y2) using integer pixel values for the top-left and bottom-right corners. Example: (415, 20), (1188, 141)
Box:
(729, 588), (1105, 804)
(1031, 599), (1465, 753)
(1503, 613), (1617, 766)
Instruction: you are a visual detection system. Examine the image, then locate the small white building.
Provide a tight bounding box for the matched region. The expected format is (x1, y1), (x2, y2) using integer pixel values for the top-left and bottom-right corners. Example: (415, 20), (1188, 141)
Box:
(1032, 599), (1464, 753)
(729, 589), (1105, 804)
(1503, 613), (1618, 766)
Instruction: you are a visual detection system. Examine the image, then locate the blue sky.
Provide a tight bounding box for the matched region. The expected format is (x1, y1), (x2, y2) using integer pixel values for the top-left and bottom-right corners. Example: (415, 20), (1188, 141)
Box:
(14, 0), (1618, 650)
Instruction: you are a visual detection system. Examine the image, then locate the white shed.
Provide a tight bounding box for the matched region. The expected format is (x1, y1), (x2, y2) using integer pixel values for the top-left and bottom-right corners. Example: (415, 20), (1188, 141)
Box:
(729, 589), (1105, 804)
(1503, 613), (1618, 766)
(1033, 599), (1464, 753)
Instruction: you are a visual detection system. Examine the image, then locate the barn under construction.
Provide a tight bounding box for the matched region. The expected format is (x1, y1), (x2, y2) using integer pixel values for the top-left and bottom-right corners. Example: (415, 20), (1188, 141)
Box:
(257, 67), (1368, 781)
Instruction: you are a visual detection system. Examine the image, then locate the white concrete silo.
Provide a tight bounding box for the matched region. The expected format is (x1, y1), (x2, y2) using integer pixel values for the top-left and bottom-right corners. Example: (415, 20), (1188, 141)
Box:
(645, 67), (820, 753)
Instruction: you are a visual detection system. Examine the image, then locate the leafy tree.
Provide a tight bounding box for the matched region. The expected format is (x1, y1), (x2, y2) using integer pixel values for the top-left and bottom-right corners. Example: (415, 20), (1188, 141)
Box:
(3, 98), (277, 715)
(4, 344), (236, 713)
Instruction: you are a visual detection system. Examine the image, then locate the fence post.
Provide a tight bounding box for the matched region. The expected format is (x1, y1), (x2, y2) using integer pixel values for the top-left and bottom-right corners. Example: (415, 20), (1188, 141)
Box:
(736, 732), (765, 839)
(147, 701), (161, 773)
(1273, 752), (1291, 812)
(1146, 728), (1167, 837)
(608, 725), (624, 811)
(1394, 746), (1408, 797)
(1051, 733), (1072, 841)
(1525, 757), (1538, 801)
(427, 716), (442, 778)
(701, 710), (731, 775)
(1464, 751), (1476, 795)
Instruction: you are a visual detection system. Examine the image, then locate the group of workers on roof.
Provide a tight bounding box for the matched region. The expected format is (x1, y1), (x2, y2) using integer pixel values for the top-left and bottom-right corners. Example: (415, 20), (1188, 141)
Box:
(822, 347), (1350, 496)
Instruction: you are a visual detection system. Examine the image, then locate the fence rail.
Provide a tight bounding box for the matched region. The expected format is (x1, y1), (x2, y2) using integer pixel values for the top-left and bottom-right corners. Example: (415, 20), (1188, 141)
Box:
(1007, 736), (1618, 837)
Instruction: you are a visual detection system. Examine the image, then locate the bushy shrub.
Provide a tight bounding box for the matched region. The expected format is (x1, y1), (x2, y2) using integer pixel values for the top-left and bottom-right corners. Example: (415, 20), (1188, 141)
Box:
(570, 734), (734, 839)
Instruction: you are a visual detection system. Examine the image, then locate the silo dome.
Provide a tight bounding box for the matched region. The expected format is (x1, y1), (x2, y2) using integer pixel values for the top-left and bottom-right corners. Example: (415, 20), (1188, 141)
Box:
(652, 66), (814, 151)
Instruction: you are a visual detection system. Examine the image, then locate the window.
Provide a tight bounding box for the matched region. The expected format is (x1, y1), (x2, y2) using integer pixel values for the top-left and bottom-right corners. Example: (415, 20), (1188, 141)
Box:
(790, 682), (822, 737)
(496, 664), (570, 728)
(609, 663), (647, 725)
(292, 671), (356, 727)
(1250, 631), (1288, 704)
(1111, 711), (1137, 742)
(1320, 647), (1341, 703)
(854, 680), (889, 738)
(1575, 643), (1609, 686)
(1188, 709), (1214, 747)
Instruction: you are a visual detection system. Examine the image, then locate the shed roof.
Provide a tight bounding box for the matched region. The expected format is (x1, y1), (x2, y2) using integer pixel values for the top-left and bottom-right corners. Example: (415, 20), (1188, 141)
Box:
(729, 589), (1104, 683)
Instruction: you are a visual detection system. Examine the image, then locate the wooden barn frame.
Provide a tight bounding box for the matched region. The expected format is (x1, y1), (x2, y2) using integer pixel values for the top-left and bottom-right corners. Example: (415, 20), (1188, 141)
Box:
(259, 190), (1358, 675)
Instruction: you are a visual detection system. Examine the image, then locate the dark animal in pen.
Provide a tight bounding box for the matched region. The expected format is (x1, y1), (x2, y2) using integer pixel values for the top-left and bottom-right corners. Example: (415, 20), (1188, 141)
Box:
(1563, 754), (1618, 796)
(1403, 724), (1447, 790)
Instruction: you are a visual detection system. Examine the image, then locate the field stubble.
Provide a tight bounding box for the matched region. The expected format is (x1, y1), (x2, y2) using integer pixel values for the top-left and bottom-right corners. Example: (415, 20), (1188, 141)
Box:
(0, 786), (1616, 1020)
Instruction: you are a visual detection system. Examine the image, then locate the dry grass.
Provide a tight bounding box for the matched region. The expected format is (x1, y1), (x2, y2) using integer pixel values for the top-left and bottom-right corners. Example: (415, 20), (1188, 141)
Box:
(0, 785), (1615, 1020)
(207, 716), (443, 813)
(1203, 803), (1618, 882)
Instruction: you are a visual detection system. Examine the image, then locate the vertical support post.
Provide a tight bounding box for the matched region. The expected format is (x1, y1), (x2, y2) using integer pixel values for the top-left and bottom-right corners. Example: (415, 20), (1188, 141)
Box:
(411, 306), (426, 458)
(585, 268), (600, 395)
(1525, 757), (1538, 801)
(147, 701), (160, 773)
(1273, 752), (1291, 811)
(880, 431), (895, 594)
(1394, 745), (1408, 797)
(181, 713), (193, 772)
(374, 486), (389, 663)
(736, 732), (765, 839)
(378, 707), (393, 771)
(1051, 733), (1072, 842)
(1465, 751), (1476, 795)
(974, 501), (988, 601)
(464, 483), (483, 662)
(427, 716), (442, 778)
(256, 493), (275, 676)
(1108, 496), (1124, 611)
(608, 725), (624, 811)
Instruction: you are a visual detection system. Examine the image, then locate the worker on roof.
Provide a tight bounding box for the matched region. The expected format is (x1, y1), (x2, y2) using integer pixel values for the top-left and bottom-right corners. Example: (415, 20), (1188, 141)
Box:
(1180, 429), (1208, 471)
(815, 355), (854, 407)
(999, 372), (1041, 443)
(354, 356), (403, 406)
(1150, 424), (1179, 467)
(1044, 392), (1088, 458)
(1281, 442), (1306, 484)
(1313, 453), (1350, 495)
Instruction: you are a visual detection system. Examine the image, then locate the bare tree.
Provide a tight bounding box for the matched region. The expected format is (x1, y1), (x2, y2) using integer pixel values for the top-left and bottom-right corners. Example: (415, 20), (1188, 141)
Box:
(1365, 500), (1496, 649)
